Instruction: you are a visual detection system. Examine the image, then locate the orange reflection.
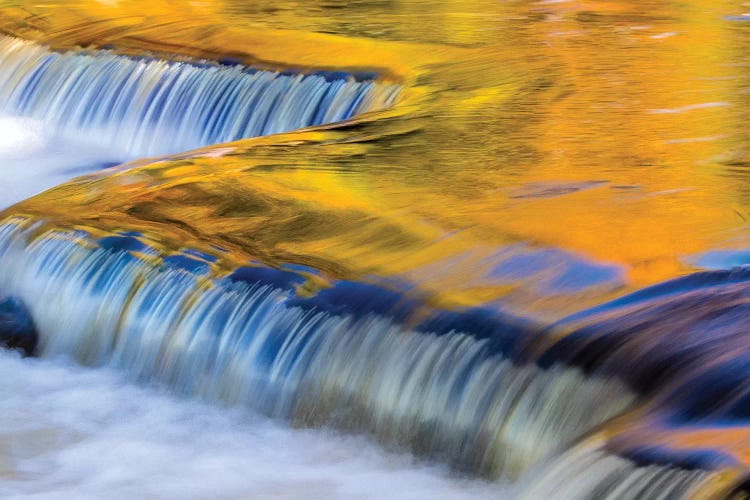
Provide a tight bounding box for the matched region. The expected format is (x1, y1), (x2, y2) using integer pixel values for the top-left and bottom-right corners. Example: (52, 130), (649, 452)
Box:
(1, 0), (749, 321)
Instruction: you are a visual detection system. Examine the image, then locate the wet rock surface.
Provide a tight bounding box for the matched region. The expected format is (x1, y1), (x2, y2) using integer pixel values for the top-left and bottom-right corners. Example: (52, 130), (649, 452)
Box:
(0, 296), (37, 356)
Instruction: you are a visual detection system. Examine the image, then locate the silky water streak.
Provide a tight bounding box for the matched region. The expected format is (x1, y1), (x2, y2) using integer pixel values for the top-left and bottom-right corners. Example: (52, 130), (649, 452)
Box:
(0, 219), (635, 481)
(0, 36), (399, 158)
(0, 36), (399, 208)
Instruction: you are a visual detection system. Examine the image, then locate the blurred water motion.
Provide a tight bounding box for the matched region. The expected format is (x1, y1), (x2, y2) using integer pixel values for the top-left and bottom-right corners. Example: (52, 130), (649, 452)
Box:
(0, 0), (750, 498)
(0, 36), (399, 158)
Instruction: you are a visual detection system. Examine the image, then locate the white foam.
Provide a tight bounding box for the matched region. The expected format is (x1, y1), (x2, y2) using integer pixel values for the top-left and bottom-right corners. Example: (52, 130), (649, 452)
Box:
(0, 116), (120, 209)
(0, 351), (504, 500)
(0, 117), (46, 157)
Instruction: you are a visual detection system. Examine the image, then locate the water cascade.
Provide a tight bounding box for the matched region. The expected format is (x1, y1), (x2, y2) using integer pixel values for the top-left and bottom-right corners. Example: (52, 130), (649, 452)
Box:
(0, 218), (635, 481)
(0, 14), (744, 498)
(515, 444), (718, 499)
(0, 36), (400, 159)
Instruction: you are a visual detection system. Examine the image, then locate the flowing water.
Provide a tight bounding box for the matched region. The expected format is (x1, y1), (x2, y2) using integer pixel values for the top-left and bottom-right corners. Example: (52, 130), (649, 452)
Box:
(0, 35), (398, 208)
(1, 1), (750, 498)
(0, 351), (502, 500)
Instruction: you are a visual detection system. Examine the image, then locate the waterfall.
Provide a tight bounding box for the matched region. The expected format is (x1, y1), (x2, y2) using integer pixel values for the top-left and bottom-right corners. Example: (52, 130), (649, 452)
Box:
(0, 36), (400, 158)
(0, 218), (635, 480)
(515, 444), (717, 499)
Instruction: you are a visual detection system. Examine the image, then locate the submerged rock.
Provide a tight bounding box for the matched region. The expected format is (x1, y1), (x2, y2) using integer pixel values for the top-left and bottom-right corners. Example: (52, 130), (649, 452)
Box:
(0, 296), (37, 356)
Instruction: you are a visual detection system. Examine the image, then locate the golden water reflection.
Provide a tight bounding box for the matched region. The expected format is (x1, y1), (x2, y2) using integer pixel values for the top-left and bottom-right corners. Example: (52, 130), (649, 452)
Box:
(2, 0), (750, 322)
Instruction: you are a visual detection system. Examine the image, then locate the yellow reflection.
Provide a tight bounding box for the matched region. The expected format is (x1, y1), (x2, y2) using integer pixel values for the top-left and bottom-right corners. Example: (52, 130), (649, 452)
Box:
(1, 0), (749, 320)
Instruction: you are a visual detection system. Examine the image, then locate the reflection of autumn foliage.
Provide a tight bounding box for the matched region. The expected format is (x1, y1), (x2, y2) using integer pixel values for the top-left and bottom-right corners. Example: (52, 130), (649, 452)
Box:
(1, 1), (746, 317)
